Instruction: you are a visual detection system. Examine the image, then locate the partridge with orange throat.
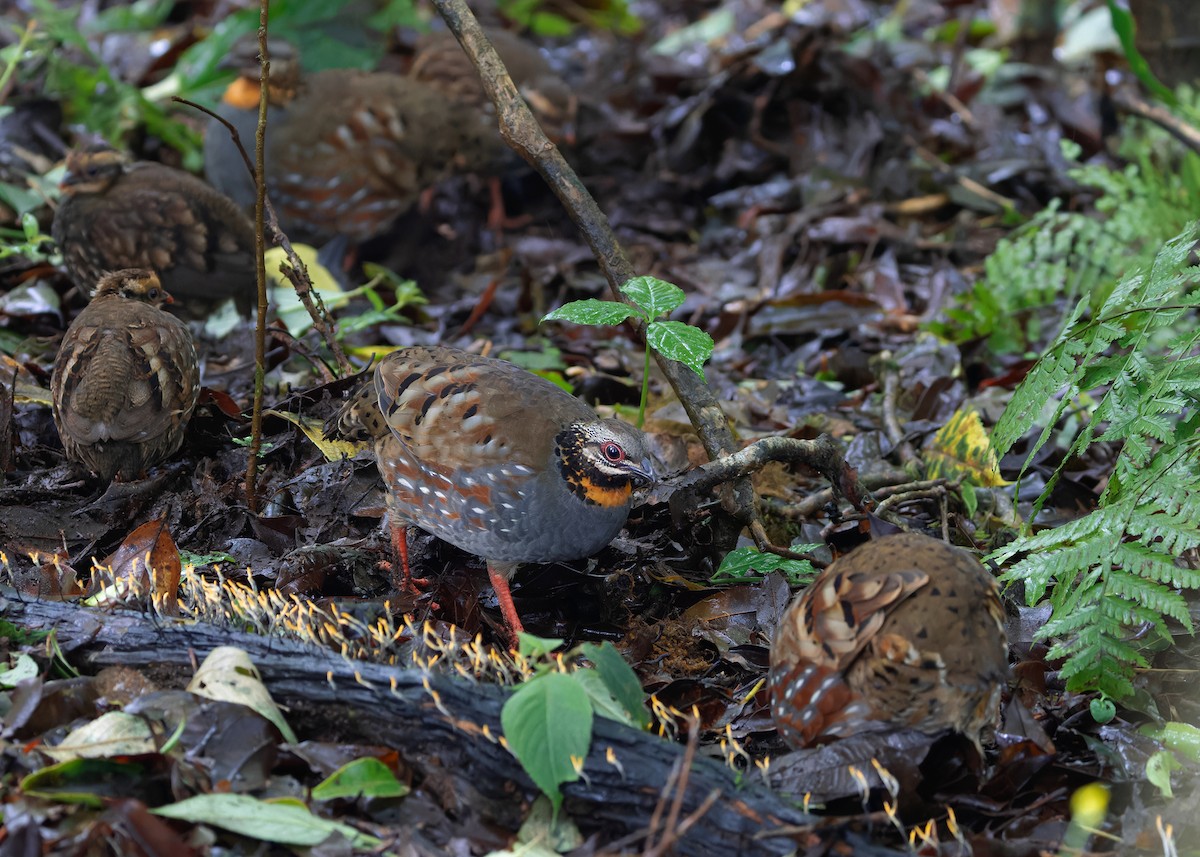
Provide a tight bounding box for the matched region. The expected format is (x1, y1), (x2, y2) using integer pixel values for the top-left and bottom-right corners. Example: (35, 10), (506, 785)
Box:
(52, 147), (257, 315)
(203, 43), (492, 251)
(329, 346), (654, 643)
(768, 532), (1009, 752)
(51, 269), (200, 481)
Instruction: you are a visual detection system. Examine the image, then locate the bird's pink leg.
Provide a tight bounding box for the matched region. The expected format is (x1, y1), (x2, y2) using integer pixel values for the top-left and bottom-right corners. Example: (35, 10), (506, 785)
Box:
(488, 564), (524, 648)
(388, 522), (430, 593)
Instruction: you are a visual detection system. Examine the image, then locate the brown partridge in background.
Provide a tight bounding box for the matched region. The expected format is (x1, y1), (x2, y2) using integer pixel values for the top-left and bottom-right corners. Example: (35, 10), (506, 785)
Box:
(52, 148), (257, 315)
(203, 45), (492, 251)
(329, 346), (654, 644)
(768, 532), (1009, 751)
(51, 269), (200, 482)
(411, 28), (577, 227)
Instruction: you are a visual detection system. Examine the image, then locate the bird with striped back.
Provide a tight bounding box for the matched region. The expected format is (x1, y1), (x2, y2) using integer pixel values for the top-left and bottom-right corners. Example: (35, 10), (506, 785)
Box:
(329, 346), (654, 645)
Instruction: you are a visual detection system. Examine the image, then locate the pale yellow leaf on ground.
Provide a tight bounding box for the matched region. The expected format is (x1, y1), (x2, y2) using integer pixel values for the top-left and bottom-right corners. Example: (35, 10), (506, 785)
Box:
(187, 647), (297, 743)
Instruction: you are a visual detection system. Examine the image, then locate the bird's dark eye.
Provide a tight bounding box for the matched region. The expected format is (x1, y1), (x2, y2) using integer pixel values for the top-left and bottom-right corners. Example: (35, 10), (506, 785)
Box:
(147, 288), (160, 300)
(602, 442), (625, 463)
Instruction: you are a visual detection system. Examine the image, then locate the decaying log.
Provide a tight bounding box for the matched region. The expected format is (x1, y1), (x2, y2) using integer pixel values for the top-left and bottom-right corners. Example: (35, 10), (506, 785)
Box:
(2, 591), (899, 855)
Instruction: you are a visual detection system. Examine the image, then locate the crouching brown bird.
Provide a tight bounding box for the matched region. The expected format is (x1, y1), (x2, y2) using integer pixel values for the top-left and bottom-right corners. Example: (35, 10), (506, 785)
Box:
(52, 147), (257, 315)
(51, 269), (200, 481)
(768, 532), (1009, 752)
(329, 346), (654, 645)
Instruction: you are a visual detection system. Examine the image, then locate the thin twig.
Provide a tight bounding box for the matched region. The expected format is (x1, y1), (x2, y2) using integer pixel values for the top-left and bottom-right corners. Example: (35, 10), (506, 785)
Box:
(651, 712), (701, 856)
(1110, 84), (1200, 156)
(245, 10), (271, 514)
(878, 351), (917, 464)
(429, 0), (768, 548)
(169, 100), (353, 377)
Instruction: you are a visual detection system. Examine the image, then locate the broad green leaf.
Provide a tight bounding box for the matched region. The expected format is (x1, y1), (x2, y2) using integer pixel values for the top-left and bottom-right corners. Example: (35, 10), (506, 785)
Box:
(1090, 695), (1116, 724)
(646, 320), (714, 379)
(572, 668), (636, 726)
(22, 758), (148, 808)
(542, 299), (637, 327)
(501, 672), (593, 812)
(1145, 751), (1180, 798)
(620, 276), (684, 319)
(1143, 721), (1200, 763)
(580, 642), (649, 729)
(312, 757), (409, 801)
(710, 547), (818, 587)
(154, 794), (380, 848)
(517, 632), (565, 659)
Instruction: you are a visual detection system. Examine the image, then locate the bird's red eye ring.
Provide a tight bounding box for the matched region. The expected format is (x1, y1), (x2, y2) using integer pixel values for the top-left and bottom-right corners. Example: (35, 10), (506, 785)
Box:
(602, 442), (625, 463)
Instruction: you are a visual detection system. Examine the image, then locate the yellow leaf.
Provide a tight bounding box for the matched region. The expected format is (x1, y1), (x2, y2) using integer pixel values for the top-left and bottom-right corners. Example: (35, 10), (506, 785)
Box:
(926, 407), (1010, 487)
(266, 244), (348, 336)
(344, 344), (400, 361)
(266, 408), (363, 462)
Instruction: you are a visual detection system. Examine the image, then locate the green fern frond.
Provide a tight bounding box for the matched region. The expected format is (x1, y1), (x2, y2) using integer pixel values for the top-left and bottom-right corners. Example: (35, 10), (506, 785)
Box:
(992, 219), (1200, 703)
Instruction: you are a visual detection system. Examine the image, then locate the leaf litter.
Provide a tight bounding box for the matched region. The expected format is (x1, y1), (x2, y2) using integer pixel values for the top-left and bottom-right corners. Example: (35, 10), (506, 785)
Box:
(1, 0), (1197, 854)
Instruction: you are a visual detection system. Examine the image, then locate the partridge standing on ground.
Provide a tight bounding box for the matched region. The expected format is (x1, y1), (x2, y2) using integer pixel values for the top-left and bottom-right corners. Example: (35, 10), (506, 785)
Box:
(411, 28), (577, 227)
(52, 148), (257, 315)
(203, 43), (492, 250)
(768, 532), (1009, 751)
(330, 346), (654, 643)
(51, 269), (200, 481)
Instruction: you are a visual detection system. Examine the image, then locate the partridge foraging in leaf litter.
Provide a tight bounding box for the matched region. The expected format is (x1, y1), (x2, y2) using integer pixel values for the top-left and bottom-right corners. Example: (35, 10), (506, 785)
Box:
(768, 532), (1009, 751)
(330, 346), (654, 643)
(52, 147), (257, 314)
(203, 45), (494, 250)
(411, 28), (578, 229)
(51, 269), (200, 482)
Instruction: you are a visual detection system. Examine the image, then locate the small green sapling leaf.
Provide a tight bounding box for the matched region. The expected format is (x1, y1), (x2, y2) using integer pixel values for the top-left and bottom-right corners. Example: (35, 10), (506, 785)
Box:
(621, 276), (685, 318)
(646, 320), (714, 379)
(543, 299), (638, 327)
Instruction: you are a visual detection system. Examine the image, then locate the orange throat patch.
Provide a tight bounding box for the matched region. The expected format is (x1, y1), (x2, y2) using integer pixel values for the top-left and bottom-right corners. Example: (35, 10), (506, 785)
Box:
(223, 77), (262, 109)
(580, 476), (633, 508)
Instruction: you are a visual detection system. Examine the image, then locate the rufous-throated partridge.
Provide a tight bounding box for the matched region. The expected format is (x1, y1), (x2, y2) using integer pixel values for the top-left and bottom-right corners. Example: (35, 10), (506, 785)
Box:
(329, 346), (654, 644)
(203, 43), (492, 250)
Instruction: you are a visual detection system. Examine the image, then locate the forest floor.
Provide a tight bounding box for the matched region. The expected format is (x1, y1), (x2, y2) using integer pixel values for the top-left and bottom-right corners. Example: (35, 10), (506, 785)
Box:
(1, 0), (1197, 854)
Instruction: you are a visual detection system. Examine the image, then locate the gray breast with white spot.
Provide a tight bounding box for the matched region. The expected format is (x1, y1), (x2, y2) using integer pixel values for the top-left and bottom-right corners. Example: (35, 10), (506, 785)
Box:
(393, 453), (630, 565)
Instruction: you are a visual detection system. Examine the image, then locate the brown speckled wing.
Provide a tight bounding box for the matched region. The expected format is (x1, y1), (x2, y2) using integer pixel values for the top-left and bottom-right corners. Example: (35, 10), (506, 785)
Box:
(54, 298), (198, 445)
(412, 29), (575, 145)
(769, 533), (1009, 750)
(55, 162), (254, 308)
(267, 72), (486, 243)
(52, 293), (199, 479)
(372, 346), (591, 474)
(769, 564), (928, 747)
